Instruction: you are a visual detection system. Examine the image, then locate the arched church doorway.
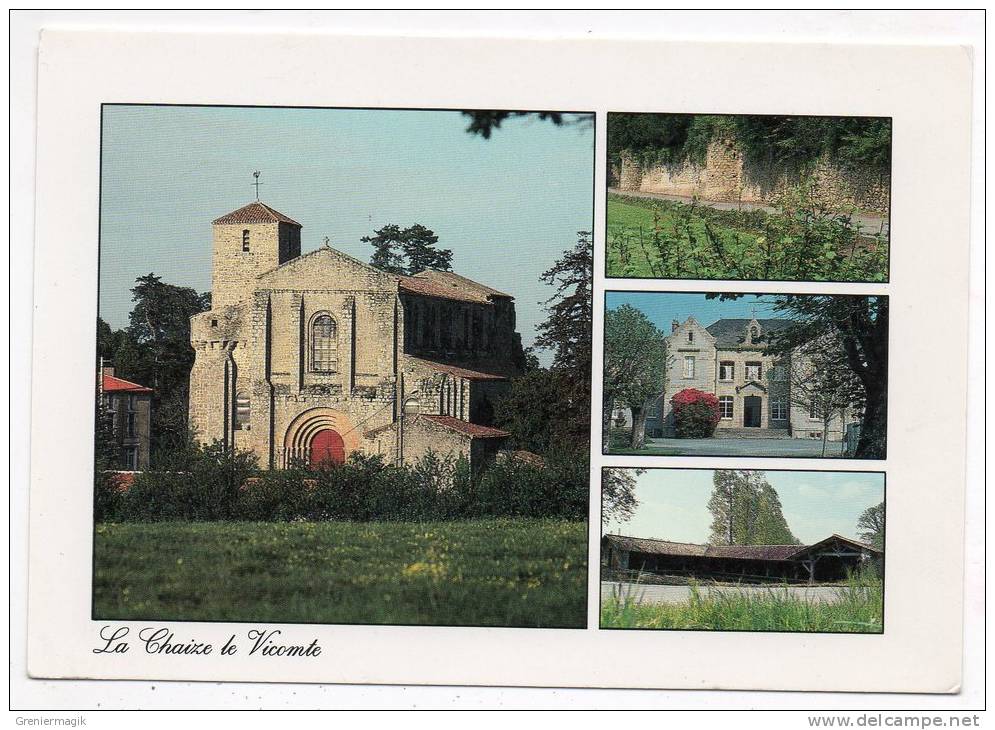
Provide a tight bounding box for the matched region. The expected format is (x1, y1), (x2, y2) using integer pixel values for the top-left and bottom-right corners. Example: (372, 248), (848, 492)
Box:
(310, 429), (345, 467)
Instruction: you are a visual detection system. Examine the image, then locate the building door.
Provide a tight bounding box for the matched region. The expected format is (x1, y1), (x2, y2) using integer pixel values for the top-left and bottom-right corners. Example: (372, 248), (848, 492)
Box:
(743, 396), (762, 427)
(310, 429), (345, 467)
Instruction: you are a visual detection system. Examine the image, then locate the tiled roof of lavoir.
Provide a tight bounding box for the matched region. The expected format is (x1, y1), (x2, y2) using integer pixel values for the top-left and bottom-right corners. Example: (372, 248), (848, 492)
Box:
(603, 534), (804, 562)
(418, 415), (510, 439)
(603, 533), (880, 561)
(212, 201), (302, 226)
(705, 318), (793, 348)
(102, 374), (153, 394)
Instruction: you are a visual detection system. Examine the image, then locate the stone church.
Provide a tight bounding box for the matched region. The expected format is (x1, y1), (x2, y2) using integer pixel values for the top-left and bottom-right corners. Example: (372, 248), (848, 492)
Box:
(189, 201), (524, 470)
(635, 316), (847, 440)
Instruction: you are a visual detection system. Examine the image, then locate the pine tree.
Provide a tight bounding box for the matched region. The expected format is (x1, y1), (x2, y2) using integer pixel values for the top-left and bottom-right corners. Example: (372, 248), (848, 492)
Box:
(363, 223), (453, 276)
(707, 470), (800, 546)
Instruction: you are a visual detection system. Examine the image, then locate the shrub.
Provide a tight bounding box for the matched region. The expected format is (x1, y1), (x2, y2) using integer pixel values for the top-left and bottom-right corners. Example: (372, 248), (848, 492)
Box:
(118, 441), (258, 521)
(93, 471), (124, 523)
(100, 442), (590, 523)
(671, 388), (720, 438)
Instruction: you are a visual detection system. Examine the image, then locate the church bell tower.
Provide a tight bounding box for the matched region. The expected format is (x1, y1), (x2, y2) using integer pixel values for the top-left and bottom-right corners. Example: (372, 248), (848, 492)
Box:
(210, 199), (302, 308)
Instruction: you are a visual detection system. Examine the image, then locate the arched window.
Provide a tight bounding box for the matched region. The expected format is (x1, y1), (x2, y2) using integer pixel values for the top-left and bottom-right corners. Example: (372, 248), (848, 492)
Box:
(750, 325), (759, 342)
(234, 392), (250, 430)
(311, 314), (338, 372)
(242, 229), (250, 252)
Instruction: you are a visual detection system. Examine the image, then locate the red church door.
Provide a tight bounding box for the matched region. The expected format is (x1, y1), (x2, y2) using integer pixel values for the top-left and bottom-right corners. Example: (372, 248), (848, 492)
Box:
(310, 429), (345, 467)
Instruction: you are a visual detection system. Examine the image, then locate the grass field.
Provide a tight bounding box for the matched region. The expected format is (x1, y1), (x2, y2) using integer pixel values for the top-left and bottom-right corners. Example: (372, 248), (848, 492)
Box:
(606, 195), (755, 279)
(600, 579), (883, 633)
(93, 519), (587, 627)
(606, 193), (887, 282)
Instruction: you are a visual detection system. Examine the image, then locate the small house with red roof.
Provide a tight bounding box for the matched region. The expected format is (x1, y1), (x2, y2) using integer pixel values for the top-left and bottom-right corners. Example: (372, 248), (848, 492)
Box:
(189, 201), (523, 471)
(99, 365), (153, 470)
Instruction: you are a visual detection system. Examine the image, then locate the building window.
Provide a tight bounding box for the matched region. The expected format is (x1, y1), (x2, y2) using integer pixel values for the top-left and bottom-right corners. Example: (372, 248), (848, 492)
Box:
(745, 361), (762, 381)
(771, 400), (787, 420)
(719, 361), (735, 381)
(683, 355), (695, 379)
(311, 314), (338, 372)
(719, 396), (734, 419)
(750, 325), (759, 342)
(128, 395), (137, 412)
(234, 392), (251, 430)
(126, 447), (138, 471)
(772, 364), (788, 382)
(242, 229), (250, 252)
(126, 412), (137, 438)
(810, 402), (823, 420)
(687, 331), (694, 344)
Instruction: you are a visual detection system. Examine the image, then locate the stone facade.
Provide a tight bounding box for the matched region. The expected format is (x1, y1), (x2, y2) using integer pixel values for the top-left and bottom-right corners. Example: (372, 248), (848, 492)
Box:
(189, 201), (519, 470)
(652, 316), (847, 441)
(99, 366), (153, 470)
(618, 138), (890, 216)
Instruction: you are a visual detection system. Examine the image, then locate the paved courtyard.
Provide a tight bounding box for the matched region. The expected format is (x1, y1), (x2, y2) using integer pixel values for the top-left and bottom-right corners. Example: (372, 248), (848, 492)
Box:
(632, 437), (848, 458)
(601, 582), (849, 605)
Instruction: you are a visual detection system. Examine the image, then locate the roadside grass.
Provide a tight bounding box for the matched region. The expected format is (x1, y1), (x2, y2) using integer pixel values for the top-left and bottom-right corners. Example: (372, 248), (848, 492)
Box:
(606, 193), (887, 282)
(600, 574), (883, 633)
(93, 519), (587, 628)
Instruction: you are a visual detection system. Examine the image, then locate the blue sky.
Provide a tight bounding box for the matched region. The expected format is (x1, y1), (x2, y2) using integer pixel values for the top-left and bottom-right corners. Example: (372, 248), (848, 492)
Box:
(99, 106), (594, 355)
(604, 469), (884, 545)
(605, 292), (784, 332)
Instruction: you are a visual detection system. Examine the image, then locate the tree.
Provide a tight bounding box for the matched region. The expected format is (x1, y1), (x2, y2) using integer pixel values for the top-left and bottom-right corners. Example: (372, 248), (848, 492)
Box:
(362, 223), (452, 276)
(462, 111), (592, 139)
(602, 468), (642, 526)
(109, 274), (211, 460)
(602, 304), (668, 451)
(534, 232), (593, 380)
(607, 113), (891, 174)
(494, 232), (593, 455)
(707, 470), (800, 546)
(857, 501), (885, 549)
(767, 295), (888, 459)
(492, 365), (561, 455)
(789, 337), (863, 457)
(96, 317), (125, 363)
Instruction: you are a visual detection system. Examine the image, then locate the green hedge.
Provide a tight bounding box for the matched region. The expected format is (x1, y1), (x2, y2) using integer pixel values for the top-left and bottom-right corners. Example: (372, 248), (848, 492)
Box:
(94, 443), (588, 523)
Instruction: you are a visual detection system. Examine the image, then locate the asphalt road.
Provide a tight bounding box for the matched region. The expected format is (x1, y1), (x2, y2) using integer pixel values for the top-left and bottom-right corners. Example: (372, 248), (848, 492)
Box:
(608, 187), (890, 236)
(640, 437), (847, 458)
(601, 582), (848, 605)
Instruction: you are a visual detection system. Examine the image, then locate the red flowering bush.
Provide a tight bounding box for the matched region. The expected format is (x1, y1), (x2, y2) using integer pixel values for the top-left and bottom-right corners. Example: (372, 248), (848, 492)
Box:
(671, 388), (720, 438)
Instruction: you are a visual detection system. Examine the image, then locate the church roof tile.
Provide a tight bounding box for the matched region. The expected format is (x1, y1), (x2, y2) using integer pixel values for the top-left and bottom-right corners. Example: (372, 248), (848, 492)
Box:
(418, 415), (510, 439)
(405, 357), (508, 381)
(400, 270), (512, 304)
(213, 201), (302, 226)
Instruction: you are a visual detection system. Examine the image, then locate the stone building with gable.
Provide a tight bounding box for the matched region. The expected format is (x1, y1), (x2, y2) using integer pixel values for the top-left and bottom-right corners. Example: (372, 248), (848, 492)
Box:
(640, 315), (847, 440)
(188, 200), (523, 470)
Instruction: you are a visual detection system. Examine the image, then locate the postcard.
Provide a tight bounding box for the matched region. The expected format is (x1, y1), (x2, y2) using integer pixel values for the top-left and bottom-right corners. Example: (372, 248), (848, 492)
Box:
(24, 29), (973, 694)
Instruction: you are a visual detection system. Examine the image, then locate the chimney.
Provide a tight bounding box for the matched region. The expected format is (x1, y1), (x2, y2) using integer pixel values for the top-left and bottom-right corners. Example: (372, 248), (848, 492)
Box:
(671, 319), (680, 333)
